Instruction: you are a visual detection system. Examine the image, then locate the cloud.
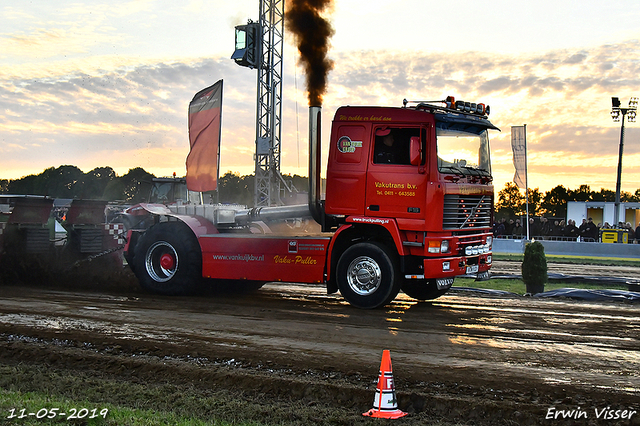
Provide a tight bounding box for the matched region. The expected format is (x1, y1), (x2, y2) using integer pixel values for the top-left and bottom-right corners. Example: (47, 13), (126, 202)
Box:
(331, 41), (640, 102)
(1, 37), (639, 193)
(325, 43), (640, 192)
(0, 57), (258, 178)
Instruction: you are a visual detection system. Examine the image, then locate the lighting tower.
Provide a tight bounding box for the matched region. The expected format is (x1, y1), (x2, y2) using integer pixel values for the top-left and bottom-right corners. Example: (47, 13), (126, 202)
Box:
(610, 96), (637, 227)
(232, 0), (292, 207)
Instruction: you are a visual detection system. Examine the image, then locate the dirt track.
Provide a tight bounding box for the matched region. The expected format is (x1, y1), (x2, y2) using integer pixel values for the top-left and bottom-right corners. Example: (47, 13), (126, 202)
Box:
(1, 262), (639, 425)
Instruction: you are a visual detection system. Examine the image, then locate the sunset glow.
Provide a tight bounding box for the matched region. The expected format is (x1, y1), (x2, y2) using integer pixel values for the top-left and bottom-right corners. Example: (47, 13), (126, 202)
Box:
(1, 0), (639, 194)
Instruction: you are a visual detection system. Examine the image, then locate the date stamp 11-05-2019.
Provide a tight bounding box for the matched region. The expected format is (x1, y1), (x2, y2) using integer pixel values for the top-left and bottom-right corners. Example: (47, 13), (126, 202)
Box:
(6, 407), (109, 421)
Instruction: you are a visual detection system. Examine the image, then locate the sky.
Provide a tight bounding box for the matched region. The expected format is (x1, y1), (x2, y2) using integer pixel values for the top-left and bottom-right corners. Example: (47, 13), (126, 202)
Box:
(1, 0), (640, 194)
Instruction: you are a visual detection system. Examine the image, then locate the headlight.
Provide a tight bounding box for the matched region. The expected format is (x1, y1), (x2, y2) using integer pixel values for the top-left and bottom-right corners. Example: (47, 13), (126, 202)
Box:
(465, 244), (489, 256)
(486, 236), (493, 247)
(428, 240), (450, 254)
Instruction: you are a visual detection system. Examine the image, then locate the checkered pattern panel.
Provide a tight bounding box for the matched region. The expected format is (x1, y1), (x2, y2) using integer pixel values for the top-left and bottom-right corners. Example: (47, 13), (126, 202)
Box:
(105, 223), (126, 245)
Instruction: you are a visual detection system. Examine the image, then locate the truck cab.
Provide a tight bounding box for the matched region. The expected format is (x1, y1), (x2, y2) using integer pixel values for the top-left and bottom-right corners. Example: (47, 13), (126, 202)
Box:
(148, 177), (207, 205)
(323, 98), (496, 302)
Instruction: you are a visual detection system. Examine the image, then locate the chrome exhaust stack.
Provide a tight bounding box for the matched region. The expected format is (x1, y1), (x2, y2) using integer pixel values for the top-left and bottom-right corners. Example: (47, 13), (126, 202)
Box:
(308, 106), (324, 225)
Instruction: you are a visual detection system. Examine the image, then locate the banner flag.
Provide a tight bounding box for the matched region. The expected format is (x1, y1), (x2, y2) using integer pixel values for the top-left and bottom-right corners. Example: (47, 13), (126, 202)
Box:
(186, 80), (223, 192)
(511, 125), (527, 189)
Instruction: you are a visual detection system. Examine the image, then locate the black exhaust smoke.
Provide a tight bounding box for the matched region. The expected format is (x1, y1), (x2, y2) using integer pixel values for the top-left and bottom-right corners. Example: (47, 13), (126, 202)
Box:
(285, 0), (334, 106)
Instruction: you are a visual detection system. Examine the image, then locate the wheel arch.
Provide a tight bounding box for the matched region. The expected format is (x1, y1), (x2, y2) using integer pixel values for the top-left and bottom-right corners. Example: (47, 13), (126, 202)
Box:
(126, 203), (219, 237)
(124, 204), (219, 273)
(326, 223), (399, 293)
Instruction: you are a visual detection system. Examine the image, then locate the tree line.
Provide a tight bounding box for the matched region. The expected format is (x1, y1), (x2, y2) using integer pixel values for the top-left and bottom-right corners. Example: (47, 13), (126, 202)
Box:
(496, 182), (640, 219)
(2, 167), (637, 215)
(0, 166), (309, 206)
(0, 166), (155, 203)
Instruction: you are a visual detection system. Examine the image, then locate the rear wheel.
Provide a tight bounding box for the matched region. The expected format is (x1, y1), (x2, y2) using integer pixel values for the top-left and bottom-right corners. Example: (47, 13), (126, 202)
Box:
(336, 242), (400, 309)
(402, 279), (450, 301)
(133, 221), (202, 295)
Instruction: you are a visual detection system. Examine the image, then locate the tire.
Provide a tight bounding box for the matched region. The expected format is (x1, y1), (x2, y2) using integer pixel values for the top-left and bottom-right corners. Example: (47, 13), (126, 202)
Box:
(336, 242), (400, 309)
(402, 279), (449, 301)
(133, 221), (202, 295)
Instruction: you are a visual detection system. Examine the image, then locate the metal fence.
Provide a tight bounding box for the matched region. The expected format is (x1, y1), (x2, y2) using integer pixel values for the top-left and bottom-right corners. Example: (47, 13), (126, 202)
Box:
(494, 238), (640, 259)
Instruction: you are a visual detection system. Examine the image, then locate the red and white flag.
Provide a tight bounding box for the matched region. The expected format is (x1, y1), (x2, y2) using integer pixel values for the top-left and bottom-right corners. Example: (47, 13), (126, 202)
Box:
(186, 80), (223, 192)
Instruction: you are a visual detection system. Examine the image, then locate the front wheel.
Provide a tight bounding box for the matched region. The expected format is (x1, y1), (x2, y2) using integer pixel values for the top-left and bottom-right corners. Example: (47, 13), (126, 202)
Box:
(336, 242), (400, 309)
(402, 279), (450, 301)
(133, 221), (202, 295)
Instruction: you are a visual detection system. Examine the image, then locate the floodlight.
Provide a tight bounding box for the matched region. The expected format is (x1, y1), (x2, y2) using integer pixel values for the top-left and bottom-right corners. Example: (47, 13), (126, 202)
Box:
(611, 110), (620, 121)
(610, 95), (637, 228)
(231, 22), (261, 69)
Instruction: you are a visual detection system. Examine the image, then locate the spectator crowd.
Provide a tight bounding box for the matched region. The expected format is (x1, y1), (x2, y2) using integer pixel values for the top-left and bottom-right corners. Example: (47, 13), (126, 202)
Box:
(493, 217), (640, 243)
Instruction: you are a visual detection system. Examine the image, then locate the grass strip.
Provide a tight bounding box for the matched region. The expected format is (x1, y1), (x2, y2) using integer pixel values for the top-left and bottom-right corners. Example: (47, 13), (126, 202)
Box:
(493, 253), (639, 266)
(0, 388), (226, 426)
(0, 364), (384, 426)
(454, 278), (629, 295)
(0, 373), (246, 426)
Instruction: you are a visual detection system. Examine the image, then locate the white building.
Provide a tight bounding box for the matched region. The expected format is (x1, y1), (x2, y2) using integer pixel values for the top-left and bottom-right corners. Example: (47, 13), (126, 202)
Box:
(567, 201), (640, 228)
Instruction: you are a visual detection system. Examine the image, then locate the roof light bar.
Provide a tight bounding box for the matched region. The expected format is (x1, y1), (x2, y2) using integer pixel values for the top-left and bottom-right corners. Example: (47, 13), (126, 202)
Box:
(403, 97), (491, 117)
(453, 98), (490, 116)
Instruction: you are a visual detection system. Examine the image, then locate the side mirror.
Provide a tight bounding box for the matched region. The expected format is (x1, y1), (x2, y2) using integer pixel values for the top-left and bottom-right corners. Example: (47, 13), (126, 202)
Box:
(409, 136), (421, 166)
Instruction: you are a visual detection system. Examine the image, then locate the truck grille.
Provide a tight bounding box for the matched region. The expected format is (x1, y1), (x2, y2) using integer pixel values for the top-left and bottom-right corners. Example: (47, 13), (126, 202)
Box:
(443, 195), (492, 230)
(26, 229), (50, 253)
(79, 229), (104, 253)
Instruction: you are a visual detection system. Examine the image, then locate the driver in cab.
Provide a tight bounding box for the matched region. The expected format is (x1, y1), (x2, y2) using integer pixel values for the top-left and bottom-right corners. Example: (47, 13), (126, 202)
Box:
(374, 128), (398, 164)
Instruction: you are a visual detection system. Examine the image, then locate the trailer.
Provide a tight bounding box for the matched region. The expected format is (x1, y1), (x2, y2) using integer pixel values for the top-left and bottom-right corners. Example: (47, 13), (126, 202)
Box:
(0, 196), (127, 278)
(124, 98), (498, 308)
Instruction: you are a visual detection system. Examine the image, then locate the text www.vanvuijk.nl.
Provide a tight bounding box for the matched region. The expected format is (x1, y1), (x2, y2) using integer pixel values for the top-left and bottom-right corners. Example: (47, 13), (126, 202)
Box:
(212, 254), (265, 262)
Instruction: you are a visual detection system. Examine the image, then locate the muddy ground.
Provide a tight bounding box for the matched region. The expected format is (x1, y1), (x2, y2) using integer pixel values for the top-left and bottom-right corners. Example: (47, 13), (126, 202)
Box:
(0, 260), (639, 425)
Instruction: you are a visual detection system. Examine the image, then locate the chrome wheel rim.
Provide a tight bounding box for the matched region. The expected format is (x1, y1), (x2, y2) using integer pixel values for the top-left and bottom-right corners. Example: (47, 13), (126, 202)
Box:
(145, 241), (178, 283)
(346, 256), (382, 296)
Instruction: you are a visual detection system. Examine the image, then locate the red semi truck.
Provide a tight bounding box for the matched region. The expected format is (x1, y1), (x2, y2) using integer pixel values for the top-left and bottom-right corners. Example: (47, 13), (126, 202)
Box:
(124, 98), (498, 308)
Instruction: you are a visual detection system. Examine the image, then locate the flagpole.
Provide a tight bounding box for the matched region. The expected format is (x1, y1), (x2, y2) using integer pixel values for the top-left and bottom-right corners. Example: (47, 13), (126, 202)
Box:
(510, 125), (528, 239)
(217, 80), (224, 204)
(524, 124), (529, 241)
(524, 124), (531, 241)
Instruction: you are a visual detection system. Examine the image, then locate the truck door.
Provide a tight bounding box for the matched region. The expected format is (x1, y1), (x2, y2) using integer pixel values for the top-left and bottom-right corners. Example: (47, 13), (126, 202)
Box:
(365, 126), (428, 221)
(325, 124), (369, 216)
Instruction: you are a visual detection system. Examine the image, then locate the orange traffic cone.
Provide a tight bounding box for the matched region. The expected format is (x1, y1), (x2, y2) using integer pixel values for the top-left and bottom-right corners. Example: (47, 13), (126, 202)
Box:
(362, 350), (408, 419)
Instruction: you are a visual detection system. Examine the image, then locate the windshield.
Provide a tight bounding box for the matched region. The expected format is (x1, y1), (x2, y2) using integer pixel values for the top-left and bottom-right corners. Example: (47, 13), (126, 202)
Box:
(150, 183), (172, 203)
(437, 127), (491, 177)
(149, 182), (188, 204)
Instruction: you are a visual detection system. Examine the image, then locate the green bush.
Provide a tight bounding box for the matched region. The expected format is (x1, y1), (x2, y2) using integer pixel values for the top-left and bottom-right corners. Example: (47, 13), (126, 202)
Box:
(521, 241), (547, 294)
